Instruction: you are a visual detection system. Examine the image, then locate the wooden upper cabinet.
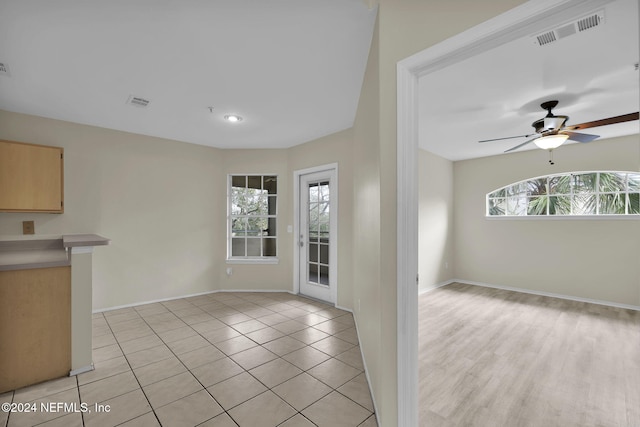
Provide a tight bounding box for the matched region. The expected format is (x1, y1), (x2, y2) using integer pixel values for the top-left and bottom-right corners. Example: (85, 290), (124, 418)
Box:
(0, 140), (64, 213)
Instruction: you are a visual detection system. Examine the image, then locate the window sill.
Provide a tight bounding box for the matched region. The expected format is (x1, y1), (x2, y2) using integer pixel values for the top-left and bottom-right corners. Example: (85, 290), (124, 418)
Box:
(226, 258), (279, 265)
(486, 215), (640, 221)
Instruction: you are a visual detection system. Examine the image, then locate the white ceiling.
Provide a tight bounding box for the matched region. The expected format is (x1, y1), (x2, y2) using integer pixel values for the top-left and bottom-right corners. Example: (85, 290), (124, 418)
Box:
(0, 0), (376, 149)
(419, 0), (640, 161)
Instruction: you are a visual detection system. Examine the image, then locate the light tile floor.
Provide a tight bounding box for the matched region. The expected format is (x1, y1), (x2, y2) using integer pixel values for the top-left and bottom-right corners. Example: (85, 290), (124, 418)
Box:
(1, 292), (377, 427)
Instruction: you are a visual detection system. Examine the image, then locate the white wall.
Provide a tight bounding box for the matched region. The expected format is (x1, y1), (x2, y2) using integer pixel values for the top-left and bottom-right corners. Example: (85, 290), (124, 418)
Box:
(418, 149), (454, 292)
(453, 135), (640, 306)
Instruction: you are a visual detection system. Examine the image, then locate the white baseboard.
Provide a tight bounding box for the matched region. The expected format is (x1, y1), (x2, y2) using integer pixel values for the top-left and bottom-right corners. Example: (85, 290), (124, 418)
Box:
(69, 363), (94, 376)
(217, 288), (295, 294)
(451, 279), (640, 312)
(93, 290), (220, 313)
(352, 313), (381, 426)
(418, 279), (456, 295)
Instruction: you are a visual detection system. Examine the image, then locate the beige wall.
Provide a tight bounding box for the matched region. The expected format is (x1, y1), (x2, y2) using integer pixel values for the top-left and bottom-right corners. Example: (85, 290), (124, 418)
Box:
(352, 12), (383, 420)
(419, 149), (454, 292)
(454, 135), (640, 306)
(0, 110), (356, 310)
(288, 129), (355, 309)
(0, 110), (223, 310)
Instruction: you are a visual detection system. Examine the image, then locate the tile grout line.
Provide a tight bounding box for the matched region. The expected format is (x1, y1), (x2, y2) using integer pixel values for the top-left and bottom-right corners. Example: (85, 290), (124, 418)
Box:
(100, 310), (164, 427)
(5, 292), (375, 427)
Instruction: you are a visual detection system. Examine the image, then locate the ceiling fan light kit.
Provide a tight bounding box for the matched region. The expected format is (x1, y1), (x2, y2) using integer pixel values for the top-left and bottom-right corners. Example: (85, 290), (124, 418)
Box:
(533, 134), (569, 150)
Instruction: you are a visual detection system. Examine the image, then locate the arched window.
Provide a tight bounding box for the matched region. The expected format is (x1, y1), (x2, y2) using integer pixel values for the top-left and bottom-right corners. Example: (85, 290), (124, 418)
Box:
(487, 171), (640, 217)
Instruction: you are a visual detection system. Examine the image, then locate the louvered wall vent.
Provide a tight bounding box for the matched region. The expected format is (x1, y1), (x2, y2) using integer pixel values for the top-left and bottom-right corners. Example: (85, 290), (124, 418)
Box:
(534, 10), (605, 46)
(126, 95), (150, 108)
(0, 62), (10, 76)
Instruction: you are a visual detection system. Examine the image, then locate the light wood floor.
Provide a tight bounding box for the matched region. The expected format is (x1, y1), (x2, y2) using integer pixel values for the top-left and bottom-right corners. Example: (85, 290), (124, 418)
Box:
(419, 283), (640, 427)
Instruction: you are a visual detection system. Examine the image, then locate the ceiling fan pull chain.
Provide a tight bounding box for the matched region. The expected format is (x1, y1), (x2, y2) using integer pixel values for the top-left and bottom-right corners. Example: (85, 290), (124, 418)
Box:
(548, 149), (555, 165)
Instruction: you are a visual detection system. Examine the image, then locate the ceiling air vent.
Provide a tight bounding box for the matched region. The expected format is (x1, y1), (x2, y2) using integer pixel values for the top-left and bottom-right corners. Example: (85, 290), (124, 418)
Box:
(126, 95), (150, 108)
(0, 62), (10, 77)
(534, 10), (605, 46)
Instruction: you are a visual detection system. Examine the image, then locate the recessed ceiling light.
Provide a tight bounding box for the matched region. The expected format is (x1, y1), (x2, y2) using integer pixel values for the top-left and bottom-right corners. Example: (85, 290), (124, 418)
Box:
(224, 114), (243, 123)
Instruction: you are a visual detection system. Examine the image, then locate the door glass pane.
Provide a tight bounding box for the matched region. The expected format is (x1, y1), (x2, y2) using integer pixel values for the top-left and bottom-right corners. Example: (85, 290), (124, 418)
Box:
(319, 181), (330, 202)
(319, 244), (329, 264)
(319, 265), (329, 286)
(309, 243), (318, 262)
(309, 183), (319, 203)
(309, 264), (318, 284)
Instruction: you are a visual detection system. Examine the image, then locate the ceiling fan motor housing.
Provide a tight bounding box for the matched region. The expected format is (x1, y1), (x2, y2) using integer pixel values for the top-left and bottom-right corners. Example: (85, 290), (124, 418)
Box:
(532, 100), (568, 134)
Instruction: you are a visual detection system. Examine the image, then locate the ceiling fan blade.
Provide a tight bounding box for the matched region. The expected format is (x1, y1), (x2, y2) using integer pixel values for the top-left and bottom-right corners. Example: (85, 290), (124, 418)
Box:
(563, 112), (639, 131)
(563, 131), (600, 143)
(478, 134), (535, 143)
(504, 137), (537, 153)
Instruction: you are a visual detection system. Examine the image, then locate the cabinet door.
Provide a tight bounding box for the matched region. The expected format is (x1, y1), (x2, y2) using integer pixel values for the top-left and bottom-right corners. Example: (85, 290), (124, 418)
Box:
(0, 266), (71, 393)
(0, 140), (64, 212)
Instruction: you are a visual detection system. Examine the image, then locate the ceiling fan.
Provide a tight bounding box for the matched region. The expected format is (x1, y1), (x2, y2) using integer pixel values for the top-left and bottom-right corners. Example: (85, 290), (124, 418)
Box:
(478, 100), (640, 154)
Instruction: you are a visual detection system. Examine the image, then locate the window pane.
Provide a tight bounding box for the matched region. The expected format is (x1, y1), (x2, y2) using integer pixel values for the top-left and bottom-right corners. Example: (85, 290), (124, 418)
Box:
(247, 217), (268, 236)
(232, 238), (245, 256)
(549, 196), (571, 215)
(232, 218), (247, 236)
(246, 238), (261, 256)
(263, 238), (276, 256)
(628, 174), (640, 191)
(248, 176), (262, 190)
(549, 175), (571, 194)
(266, 218), (276, 237)
(527, 196), (547, 215)
(506, 183), (527, 197)
(572, 173), (597, 193)
(231, 188), (246, 215)
(488, 198), (505, 216)
(268, 196), (277, 215)
(599, 172), (626, 192)
(572, 194), (595, 215)
(526, 178), (547, 196)
(599, 193), (626, 214)
(245, 190), (267, 215)
(489, 188), (506, 198)
(232, 175), (246, 188)
(628, 193), (640, 214)
(264, 176), (277, 194)
(506, 197), (527, 215)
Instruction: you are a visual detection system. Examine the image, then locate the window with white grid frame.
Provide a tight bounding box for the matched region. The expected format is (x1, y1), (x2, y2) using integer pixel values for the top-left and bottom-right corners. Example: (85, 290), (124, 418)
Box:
(228, 175), (277, 259)
(487, 171), (640, 217)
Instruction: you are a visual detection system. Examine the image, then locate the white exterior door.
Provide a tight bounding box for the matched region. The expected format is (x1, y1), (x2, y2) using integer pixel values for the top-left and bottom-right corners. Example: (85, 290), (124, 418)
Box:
(298, 168), (337, 304)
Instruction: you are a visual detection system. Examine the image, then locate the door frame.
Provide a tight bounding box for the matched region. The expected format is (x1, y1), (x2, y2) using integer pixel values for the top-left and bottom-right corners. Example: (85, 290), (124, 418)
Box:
(293, 163), (339, 305)
(396, 1), (611, 425)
